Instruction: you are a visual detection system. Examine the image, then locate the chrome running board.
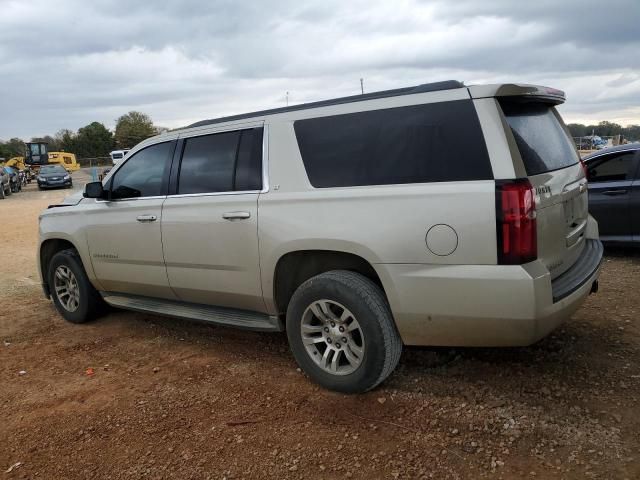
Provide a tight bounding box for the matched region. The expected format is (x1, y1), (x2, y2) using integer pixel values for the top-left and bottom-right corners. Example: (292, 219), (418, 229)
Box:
(101, 293), (282, 332)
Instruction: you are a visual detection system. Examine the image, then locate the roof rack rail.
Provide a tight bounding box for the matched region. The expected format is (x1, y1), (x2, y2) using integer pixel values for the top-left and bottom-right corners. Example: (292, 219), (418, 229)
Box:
(186, 80), (465, 129)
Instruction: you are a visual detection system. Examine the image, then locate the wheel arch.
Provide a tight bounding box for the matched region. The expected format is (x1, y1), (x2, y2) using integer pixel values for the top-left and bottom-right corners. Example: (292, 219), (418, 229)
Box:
(272, 249), (388, 315)
(39, 238), (83, 297)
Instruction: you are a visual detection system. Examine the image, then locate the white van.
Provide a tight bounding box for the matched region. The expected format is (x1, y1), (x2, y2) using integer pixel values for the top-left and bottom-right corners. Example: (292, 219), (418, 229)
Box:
(109, 150), (130, 166)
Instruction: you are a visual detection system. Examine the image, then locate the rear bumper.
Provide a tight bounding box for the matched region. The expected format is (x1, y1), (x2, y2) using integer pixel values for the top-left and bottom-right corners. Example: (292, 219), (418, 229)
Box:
(376, 239), (603, 347)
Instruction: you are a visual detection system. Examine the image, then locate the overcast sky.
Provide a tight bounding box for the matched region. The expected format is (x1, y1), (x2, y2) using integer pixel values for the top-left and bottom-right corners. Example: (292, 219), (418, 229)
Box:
(1, 0), (639, 139)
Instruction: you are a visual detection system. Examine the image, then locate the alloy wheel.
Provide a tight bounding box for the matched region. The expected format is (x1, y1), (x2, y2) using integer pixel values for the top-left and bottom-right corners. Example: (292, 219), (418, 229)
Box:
(300, 299), (365, 375)
(53, 265), (80, 312)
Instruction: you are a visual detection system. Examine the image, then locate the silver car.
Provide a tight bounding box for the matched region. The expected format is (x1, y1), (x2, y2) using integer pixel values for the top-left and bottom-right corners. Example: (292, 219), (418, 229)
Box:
(38, 81), (603, 392)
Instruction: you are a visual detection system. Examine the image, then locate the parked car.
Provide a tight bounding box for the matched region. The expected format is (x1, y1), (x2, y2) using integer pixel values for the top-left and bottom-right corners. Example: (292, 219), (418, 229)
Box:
(36, 165), (73, 190)
(0, 167), (11, 199)
(98, 167), (111, 181)
(110, 150), (130, 166)
(38, 81), (603, 393)
(583, 144), (640, 245)
(4, 166), (22, 193)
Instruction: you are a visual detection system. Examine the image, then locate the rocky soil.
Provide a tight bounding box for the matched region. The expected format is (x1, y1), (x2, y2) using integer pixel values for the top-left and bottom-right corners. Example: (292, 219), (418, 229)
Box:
(1, 178), (638, 479)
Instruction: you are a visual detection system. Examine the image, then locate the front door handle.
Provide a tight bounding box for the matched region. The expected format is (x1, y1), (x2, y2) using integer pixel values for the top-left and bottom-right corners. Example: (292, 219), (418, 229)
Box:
(602, 189), (628, 196)
(136, 214), (157, 222)
(222, 211), (251, 220)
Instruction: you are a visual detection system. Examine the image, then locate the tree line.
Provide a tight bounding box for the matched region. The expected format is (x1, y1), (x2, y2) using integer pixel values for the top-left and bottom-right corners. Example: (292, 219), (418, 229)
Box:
(0, 111), (163, 160)
(4, 115), (638, 161)
(567, 121), (640, 141)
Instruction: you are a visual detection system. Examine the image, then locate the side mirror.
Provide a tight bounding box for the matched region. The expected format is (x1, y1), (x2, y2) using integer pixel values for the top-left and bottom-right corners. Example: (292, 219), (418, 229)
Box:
(84, 181), (106, 199)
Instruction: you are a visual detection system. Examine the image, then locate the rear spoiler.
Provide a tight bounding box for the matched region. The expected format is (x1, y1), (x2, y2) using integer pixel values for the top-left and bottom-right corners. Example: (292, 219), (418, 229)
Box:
(468, 83), (566, 105)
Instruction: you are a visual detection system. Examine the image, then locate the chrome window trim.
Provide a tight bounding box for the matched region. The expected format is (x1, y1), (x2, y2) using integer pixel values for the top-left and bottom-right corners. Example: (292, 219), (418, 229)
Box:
(94, 195), (167, 204)
(162, 190), (261, 199)
(94, 124), (269, 202)
(583, 147), (639, 163)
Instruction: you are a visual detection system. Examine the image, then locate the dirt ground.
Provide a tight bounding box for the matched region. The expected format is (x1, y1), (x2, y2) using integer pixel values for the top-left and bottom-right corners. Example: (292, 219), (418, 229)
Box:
(1, 174), (639, 479)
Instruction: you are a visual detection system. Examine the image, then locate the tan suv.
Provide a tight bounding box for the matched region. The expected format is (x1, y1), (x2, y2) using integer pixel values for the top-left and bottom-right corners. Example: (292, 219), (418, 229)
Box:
(38, 81), (603, 392)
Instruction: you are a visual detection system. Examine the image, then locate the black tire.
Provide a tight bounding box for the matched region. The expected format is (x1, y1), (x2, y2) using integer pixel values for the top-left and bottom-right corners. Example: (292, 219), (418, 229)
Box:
(286, 270), (402, 393)
(48, 249), (105, 324)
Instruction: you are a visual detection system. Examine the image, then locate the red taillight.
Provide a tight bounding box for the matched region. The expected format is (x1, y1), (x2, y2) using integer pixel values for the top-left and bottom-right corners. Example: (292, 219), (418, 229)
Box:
(496, 179), (537, 264)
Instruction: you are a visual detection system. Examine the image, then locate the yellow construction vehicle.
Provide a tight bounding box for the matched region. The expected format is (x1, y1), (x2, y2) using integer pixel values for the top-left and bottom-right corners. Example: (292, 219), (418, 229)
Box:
(48, 151), (80, 171)
(24, 142), (80, 173)
(3, 156), (28, 170)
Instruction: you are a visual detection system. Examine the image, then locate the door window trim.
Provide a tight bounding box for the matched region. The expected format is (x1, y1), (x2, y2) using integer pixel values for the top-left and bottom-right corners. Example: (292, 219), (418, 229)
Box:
(166, 123), (269, 199)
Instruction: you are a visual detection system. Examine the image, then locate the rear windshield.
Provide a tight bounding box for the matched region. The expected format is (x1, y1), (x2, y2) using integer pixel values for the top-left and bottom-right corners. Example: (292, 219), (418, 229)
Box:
(501, 102), (579, 176)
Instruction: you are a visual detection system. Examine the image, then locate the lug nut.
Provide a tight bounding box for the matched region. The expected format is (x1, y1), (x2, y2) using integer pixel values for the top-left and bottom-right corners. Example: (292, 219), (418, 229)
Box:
(330, 322), (335, 327)
(342, 337), (347, 343)
(327, 338), (332, 344)
(324, 327), (329, 332)
(336, 343), (341, 349)
(339, 326), (345, 332)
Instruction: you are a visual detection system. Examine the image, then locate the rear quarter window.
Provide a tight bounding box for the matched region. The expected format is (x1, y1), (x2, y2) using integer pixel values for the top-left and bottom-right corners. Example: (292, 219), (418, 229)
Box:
(500, 101), (579, 176)
(294, 100), (492, 188)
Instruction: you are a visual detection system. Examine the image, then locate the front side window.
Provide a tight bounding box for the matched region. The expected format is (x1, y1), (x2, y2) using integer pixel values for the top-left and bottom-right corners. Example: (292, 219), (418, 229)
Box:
(110, 142), (173, 199)
(294, 100), (492, 188)
(587, 152), (637, 183)
(177, 128), (263, 194)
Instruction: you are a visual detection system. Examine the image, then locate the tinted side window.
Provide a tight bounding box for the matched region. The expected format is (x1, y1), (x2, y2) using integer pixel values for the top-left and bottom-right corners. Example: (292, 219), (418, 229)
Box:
(178, 131), (239, 194)
(110, 142), (173, 199)
(294, 100), (492, 188)
(588, 152), (637, 183)
(178, 128), (263, 194)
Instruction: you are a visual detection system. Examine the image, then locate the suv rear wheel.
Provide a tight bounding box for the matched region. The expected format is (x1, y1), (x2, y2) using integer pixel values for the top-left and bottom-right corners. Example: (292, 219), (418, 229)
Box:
(48, 249), (104, 323)
(286, 270), (402, 393)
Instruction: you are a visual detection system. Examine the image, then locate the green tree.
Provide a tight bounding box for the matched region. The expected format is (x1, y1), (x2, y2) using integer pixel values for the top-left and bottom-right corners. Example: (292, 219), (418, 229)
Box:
(114, 111), (156, 149)
(567, 123), (588, 137)
(0, 138), (26, 158)
(31, 135), (61, 152)
(74, 122), (114, 158)
(596, 121), (623, 137)
(55, 129), (77, 153)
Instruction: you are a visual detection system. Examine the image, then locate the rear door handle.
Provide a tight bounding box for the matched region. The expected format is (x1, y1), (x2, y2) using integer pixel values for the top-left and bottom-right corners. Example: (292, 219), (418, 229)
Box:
(136, 214), (157, 222)
(602, 189), (628, 196)
(222, 211), (251, 220)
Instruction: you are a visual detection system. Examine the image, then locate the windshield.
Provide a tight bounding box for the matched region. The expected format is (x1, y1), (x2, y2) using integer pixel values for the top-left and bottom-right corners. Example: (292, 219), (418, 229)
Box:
(40, 166), (66, 174)
(501, 102), (579, 176)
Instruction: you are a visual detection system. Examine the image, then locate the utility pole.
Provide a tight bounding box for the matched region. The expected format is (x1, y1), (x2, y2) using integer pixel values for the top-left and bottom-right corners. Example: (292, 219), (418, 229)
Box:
(360, 78), (364, 95)
(286, 91), (289, 106)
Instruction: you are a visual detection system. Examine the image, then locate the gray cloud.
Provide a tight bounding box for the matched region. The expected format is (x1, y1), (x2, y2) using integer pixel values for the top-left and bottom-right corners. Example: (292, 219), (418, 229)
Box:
(1, 0), (639, 139)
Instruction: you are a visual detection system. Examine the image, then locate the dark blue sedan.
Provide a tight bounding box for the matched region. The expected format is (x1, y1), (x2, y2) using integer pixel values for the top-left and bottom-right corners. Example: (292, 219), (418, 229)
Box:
(584, 144), (640, 246)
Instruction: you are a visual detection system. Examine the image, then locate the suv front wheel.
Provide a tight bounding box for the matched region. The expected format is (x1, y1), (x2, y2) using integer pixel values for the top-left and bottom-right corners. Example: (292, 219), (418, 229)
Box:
(286, 270), (402, 393)
(48, 249), (104, 323)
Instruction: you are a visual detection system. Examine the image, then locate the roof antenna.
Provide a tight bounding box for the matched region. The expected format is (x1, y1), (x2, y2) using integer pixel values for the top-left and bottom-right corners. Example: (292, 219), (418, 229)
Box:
(360, 78), (364, 95)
